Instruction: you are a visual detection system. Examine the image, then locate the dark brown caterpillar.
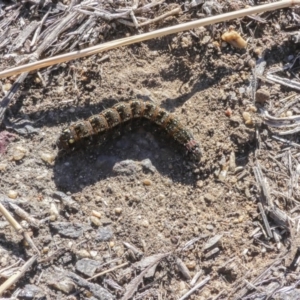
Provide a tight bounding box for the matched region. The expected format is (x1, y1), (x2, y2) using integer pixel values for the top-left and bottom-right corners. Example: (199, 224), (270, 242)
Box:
(58, 100), (201, 160)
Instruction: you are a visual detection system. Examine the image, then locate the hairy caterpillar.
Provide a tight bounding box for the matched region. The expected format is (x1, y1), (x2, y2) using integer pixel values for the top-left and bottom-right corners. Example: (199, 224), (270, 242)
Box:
(58, 100), (201, 160)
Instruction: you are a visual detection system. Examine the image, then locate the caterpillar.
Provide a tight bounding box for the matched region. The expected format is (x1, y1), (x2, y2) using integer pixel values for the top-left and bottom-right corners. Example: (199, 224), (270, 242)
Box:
(58, 100), (201, 160)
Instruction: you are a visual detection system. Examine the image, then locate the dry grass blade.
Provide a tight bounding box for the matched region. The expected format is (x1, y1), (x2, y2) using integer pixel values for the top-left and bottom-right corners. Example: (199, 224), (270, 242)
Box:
(257, 203), (273, 238)
(11, 20), (39, 52)
(179, 275), (210, 300)
(0, 197), (39, 228)
(0, 201), (23, 232)
(0, 0), (299, 79)
(87, 262), (129, 281)
(0, 255), (37, 296)
(0, 10), (83, 123)
(253, 163), (272, 206)
(175, 257), (191, 280)
(267, 73), (300, 91)
(58, 269), (114, 299)
(262, 110), (300, 126)
(0, 197), (40, 254)
(121, 253), (170, 300)
(261, 109), (300, 135)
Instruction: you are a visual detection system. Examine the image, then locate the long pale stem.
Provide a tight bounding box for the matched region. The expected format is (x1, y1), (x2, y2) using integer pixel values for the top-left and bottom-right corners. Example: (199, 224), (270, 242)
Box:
(0, 0), (299, 79)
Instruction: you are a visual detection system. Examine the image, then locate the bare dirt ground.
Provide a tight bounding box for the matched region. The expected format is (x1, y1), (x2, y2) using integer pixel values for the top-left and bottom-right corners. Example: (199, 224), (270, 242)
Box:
(1, 1), (300, 299)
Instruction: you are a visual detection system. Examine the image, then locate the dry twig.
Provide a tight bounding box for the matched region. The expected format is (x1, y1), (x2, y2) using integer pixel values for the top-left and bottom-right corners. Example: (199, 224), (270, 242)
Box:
(87, 262), (129, 281)
(0, 255), (37, 297)
(178, 276), (210, 300)
(0, 198), (40, 254)
(0, 0), (299, 79)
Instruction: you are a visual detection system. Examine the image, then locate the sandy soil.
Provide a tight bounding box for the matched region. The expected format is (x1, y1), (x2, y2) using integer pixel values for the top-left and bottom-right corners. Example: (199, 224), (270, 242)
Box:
(1, 1), (300, 299)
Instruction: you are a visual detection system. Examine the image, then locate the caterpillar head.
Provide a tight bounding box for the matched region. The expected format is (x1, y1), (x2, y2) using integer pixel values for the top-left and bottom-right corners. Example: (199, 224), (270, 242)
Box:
(57, 128), (76, 149)
(185, 140), (201, 161)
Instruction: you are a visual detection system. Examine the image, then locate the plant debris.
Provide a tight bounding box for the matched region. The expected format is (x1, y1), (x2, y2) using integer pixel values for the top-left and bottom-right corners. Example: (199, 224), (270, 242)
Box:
(1, 0), (300, 299)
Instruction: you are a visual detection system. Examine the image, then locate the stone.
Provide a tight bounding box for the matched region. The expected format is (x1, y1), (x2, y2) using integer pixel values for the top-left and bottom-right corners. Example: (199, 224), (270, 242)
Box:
(19, 284), (45, 299)
(204, 234), (223, 250)
(204, 193), (215, 203)
(256, 88), (270, 103)
(141, 158), (156, 173)
(95, 227), (114, 242)
(75, 258), (101, 277)
(113, 159), (141, 175)
(50, 222), (91, 239)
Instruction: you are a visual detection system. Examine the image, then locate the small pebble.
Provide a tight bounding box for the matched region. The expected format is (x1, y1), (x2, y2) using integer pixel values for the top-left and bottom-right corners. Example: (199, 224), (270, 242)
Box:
(90, 216), (101, 226)
(181, 36), (192, 48)
(204, 234), (223, 250)
(0, 163), (7, 171)
(221, 30), (247, 49)
(248, 59), (256, 68)
(248, 105), (257, 113)
(141, 159), (156, 173)
(164, 179), (172, 187)
(178, 281), (186, 291)
(12, 146), (27, 161)
(76, 249), (91, 258)
(115, 207), (122, 215)
(50, 203), (59, 219)
(42, 247), (49, 254)
(109, 241), (115, 248)
(40, 152), (55, 164)
(204, 193), (215, 203)
(242, 111), (251, 122)
(20, 220), (29, 229)
(49, 214), (57, 222)
(196, 180), (204, 188)
(2, 83), (12, 94)
(225, 108), (232, 117)
(52, 280), (75, 294)
(34, 76), (41, 84)
(206, 224), (214, 231)
(90, 250), (98, 258)
(142, 179), (152, 186)
(201, 35), (211, 45)
(256, 88), (270, 103)
(242, 249), (248, 255)
(36, 170), (48, 180)
(238, 87), (245, 94)
(186, 261), (196, 270)
(212, 41), (220, 49)
(141, 219), (149, 227)
(7, 190), (18, 199)
(230, 176), (237, 184)
(158, 193), (165, 201)
(242, 111), (253, 126)
(218, 169), (227, 181)
(253, 47), (262, 56)
(286, 110), (293, 117)
(92, 210), (101, 218)
(233, 215), (244, 223)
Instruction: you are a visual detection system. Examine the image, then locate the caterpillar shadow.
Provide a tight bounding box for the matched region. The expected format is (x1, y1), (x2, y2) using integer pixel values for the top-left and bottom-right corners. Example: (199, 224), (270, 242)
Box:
(53, 127), (206, 194)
